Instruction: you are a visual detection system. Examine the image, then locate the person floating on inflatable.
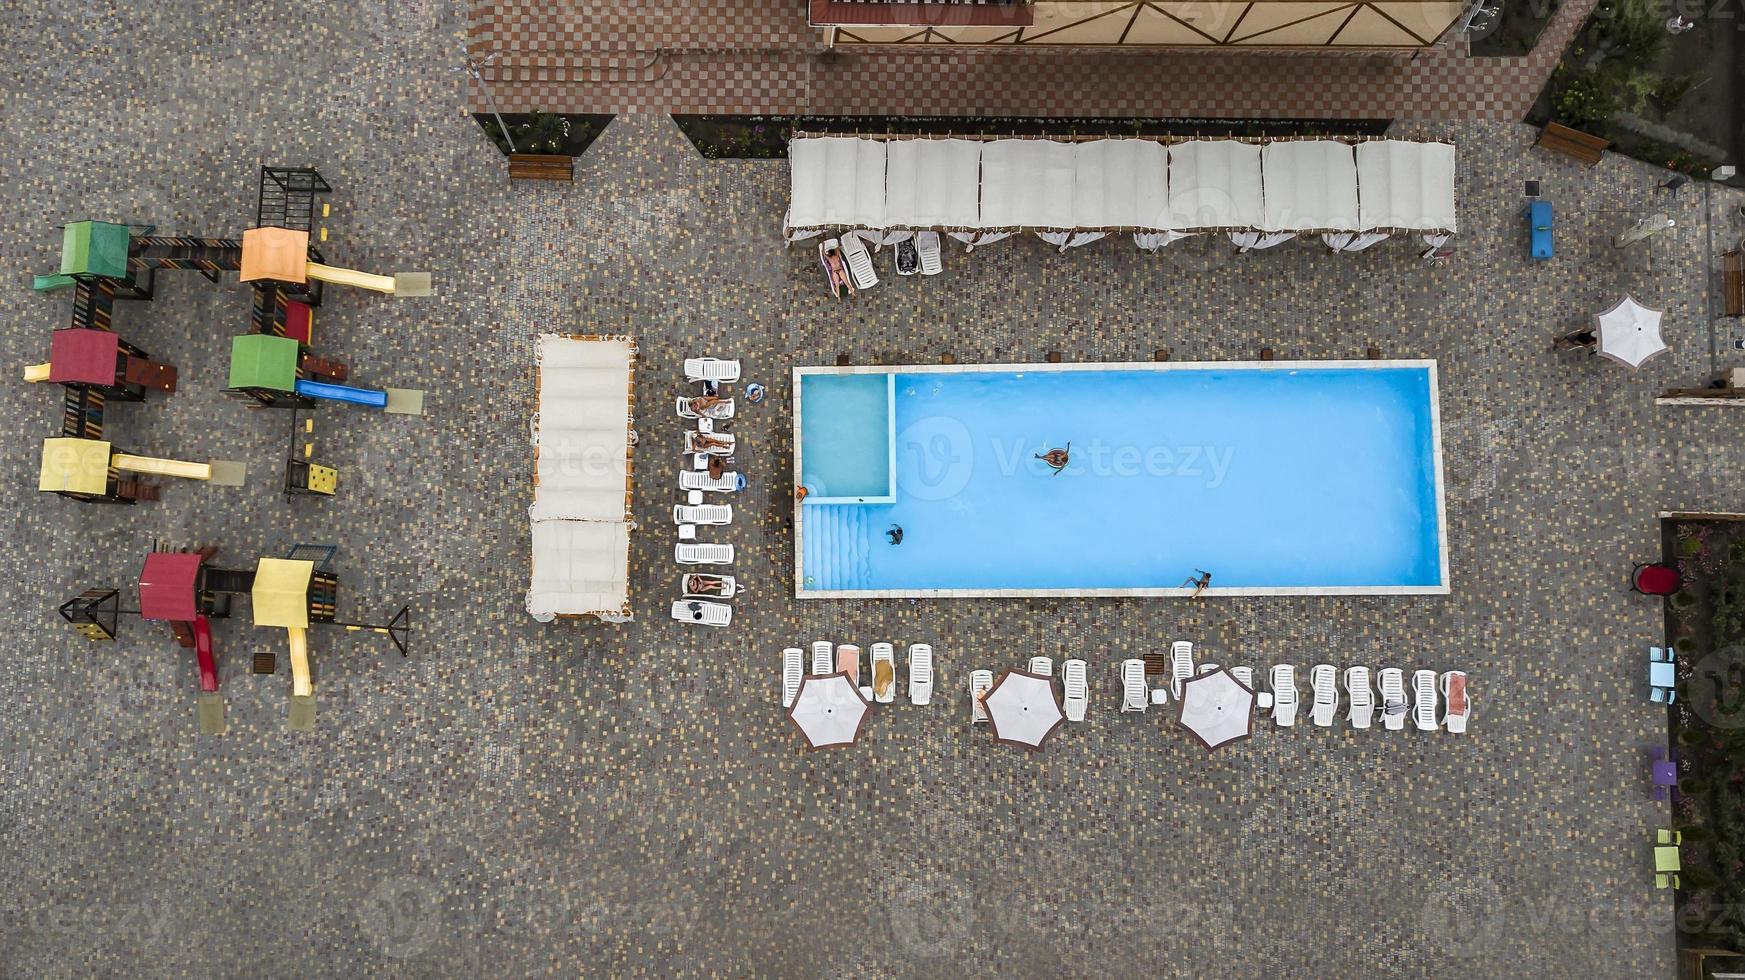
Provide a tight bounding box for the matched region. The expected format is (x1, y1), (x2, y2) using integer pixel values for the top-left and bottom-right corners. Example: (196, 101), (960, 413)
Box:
(1035, 443), (1071, 475)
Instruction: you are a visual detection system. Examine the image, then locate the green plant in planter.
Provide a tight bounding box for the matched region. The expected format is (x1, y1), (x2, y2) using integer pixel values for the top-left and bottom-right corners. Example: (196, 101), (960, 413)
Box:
(1672, 590), (1700, 611)
(493, 109), (572, 155)
(1681, 536), (1706, 558)
(1680, 779), (1714, 799)
(1683, 865), (1722, 890)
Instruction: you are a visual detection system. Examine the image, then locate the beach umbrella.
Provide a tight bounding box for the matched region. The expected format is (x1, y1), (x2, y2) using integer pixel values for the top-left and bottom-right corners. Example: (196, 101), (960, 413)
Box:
(1178, 668), (1256, 752)
(1594, 294), (1667, 369)
(983, 669), (1065, 752)
(786, 672), (870, 750)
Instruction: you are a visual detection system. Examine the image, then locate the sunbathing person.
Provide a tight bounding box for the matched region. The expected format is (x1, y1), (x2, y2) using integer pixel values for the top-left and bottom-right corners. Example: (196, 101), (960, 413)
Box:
(690, 432), (733, 452)
(688, 394), (728, 417)
(1035, 443), (1071, 475)
(686, 574), (728, 596)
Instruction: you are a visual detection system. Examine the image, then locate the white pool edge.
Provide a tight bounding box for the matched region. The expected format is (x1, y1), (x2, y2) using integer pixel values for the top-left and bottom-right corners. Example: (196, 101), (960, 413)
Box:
(791, 359), (1452, 600)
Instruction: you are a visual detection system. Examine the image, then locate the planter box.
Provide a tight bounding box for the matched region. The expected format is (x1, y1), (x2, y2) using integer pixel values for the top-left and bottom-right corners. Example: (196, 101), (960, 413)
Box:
(509, 154), (573, 182)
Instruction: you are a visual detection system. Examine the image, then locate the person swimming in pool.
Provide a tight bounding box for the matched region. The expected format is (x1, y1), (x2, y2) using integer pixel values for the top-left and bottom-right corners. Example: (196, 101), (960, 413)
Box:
(887, 525), (904, 545)
(1036, 443), (1071, 475)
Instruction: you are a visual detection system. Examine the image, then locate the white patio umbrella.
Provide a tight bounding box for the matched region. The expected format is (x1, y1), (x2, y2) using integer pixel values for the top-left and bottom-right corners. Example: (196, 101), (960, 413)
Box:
(983, 669), (1065, 752)
(786, 673), (870, 750)
(1177, 668), (1256, 752)
(1594, 294), (1667, 369)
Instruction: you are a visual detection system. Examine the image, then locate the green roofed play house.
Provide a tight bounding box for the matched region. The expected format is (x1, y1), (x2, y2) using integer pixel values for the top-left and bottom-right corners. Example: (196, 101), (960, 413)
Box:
(60, 221), (133, 280)
(228, 334), (301, 392)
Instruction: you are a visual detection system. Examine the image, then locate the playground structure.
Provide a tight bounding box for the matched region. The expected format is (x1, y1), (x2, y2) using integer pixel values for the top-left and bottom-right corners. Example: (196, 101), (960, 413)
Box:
(58, 543), (411, 734)
(37, 437), (244, 504)
(25, 167), (430, 502)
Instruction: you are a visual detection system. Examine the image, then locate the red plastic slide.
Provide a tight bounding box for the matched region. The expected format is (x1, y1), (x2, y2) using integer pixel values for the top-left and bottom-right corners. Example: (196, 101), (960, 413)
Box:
(193, 615), (218, 693)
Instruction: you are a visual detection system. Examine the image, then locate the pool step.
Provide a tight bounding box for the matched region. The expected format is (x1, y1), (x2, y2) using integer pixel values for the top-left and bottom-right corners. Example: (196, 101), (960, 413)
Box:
(802, 504), (871, 591)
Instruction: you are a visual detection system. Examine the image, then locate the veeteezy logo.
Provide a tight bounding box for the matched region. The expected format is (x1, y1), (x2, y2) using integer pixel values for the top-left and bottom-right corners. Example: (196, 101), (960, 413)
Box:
(896, 417), (1236, 498)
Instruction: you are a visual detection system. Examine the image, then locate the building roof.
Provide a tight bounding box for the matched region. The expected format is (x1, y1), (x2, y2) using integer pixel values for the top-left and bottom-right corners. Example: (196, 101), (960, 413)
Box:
(139, 552), (203, 621)
(48, 329), (121, 386)
(252, 558), (314, 628)
(228, 334), (301, 392)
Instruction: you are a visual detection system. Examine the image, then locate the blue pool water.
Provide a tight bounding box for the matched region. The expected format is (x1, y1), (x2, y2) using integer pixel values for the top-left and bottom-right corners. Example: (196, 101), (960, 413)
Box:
(795, 364), (1446, 595)
(799, 374), (894, 501)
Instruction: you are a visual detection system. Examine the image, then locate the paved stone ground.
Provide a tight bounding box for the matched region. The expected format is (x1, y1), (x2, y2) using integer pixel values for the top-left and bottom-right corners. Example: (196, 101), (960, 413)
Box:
(2, 2), (1741, 978)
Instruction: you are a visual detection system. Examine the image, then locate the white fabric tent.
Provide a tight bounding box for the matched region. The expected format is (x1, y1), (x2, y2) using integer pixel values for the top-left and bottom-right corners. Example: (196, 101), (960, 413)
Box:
(1167, 140), (1265, 230)
(884, 138), (981, 229)
(1262, 140), (1360, 232)
(1357, 140), (1457, 233)
(979, 139), (1077, 229)
(1073, 138), (1171, 230)
(787, 136), (887, 230)
(527, 335), (636, 622)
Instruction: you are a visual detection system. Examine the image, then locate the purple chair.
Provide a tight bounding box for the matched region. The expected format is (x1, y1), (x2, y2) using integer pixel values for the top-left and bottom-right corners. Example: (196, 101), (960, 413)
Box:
(1652, 746), (1679, 801)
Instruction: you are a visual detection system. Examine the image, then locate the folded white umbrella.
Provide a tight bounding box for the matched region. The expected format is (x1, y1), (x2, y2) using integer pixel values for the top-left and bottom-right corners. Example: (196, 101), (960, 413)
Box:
(983, 669), (1065, 752)
(786, 673), (871, 750)
(1594, 294), (1667, 369)
(1177, 668), (1256, 751)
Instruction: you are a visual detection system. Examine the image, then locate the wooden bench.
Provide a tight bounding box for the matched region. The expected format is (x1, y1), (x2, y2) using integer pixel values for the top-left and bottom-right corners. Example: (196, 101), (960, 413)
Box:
(1723, 249), (1744, 317)
(1536, 122), (1609, 166)
(508, 154), (573, 182)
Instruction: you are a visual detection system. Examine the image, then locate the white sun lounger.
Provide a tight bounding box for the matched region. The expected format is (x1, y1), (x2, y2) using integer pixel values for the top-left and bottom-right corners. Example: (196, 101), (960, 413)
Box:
(1270, 664), (1298, 727)
(1198, 662), (1220, 675)
(1121, 659), (1147, 713)
(871, 642), (897, 703)
(675, 543), (733, 565)
(782, 648), (803, 707)
(915, 231), (943, 276)
(1231, 666), (1270, 709)
(671, 599), (731, 627)
(672, 504), (732, 526)
(971, 669), (993, 724)
(837, 644), (862, 685)
(680, 470), (741, 493)
(1062, 658), (1088, 722)
(1378, 667), (1408, 731)
(1027, 656), (1053, 678)
(1412, 669), (1439, 731)
(1441, 670), (1470, 733)
(684, 431), (735, 456)
(684, 358), (740, 384)
(1170, 640), (1195, 699)
(1309, 664), (1338, 727)
(675, 396), (735, 420)
(811, 640), (834, 675)
(840, 231), (879, 290)
(909, 644), (934, 705)
(1344, 666), (1375, 730)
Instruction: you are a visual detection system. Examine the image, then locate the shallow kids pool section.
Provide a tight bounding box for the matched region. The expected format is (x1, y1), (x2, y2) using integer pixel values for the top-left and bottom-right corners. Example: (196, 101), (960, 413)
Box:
(794, 362), (1448, 597)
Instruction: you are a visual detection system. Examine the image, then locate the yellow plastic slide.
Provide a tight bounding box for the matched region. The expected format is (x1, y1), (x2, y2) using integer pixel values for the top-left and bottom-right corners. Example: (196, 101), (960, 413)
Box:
(287, 627), (312, 697)
(305, 262), (396, 294)
(113, 454), (212, 481)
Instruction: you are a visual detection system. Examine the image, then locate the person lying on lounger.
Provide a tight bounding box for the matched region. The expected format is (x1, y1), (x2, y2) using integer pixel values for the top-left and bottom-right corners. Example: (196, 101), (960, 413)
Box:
(686, 574), (729, 596)
(690, 432), (733, 452)
(688, 395), (728, 417)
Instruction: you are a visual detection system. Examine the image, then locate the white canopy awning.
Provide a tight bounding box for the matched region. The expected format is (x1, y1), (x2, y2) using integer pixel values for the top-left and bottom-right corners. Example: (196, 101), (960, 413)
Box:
(978, 139), (1077, 229)
(1073, 138), (1171, 230)
(885, 138), (982, 229)
(1262, 140), (1360, 232)
(1167, 140), (1264, 230)
(528, 335), (635, 621)
(1356, 140), (1457, 233)
(787, 136), (888, 229)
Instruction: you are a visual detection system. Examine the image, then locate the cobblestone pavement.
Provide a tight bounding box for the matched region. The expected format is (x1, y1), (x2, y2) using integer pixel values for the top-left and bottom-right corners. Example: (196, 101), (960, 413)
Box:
(467, 0), (1593, 120)
(1, 2), (1738, 978)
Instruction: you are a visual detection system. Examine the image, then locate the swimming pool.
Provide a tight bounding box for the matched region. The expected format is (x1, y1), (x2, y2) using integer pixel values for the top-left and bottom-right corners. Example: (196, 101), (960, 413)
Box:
(793, 361), (1448, 598)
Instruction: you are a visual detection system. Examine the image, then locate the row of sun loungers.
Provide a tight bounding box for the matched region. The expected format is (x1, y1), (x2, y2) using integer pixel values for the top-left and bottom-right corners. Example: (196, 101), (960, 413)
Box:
(964, 657), (1089, 724)
(671, 358), (743, 628)
(781, 641), (935, 707)
(818, 232), (943, 296)
(1115, 641), (1470, 732)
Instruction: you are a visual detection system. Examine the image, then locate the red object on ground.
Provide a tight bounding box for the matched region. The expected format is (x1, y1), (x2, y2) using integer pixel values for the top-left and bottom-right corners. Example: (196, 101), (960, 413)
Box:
(1634, 563), (1681, 596)
(283, 301), (313, 343)
(193, 615), (218, 692)
(47, 328), (121, 386)
(139, 552), (203, 621)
